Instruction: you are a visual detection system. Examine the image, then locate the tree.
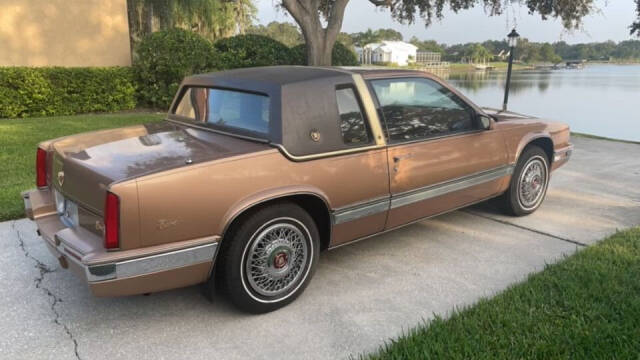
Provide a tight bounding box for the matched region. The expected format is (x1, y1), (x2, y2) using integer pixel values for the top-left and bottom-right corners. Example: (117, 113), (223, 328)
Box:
(337, 32), (355, 50)
(409, 37), (445, 53)
(351, 28), (380, 47)
(482, 40), (509, 55)
(517, 39), (542, 63)
(127, 0), (255, 55)
(465, 44), (491, 63)
(633, 1), (640, 35)
(540, 43), (559, 63)
(613, 40), (640, 59)
(553, 41), (572, 60)
(375, 28), (403, 41)
(247, 21), (304, 47)
(351, 28), (403, 46)
(280, 0), (640, 66)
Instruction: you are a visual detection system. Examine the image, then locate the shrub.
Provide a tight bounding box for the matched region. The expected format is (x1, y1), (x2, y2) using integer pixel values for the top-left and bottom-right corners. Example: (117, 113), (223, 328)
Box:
(0, 68), (52, 118)
(214, 34), (292, 69)
(332, 42), (360, 66)
(0, 67), (136, 118)
(290, 42), (360, 66)
(46, 68), (137, 114)
(134, 28), (216, 109)
(290, 44), (307, 66)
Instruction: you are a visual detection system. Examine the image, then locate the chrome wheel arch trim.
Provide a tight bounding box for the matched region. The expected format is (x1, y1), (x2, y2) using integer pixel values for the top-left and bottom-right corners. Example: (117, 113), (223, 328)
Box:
(220, 190), (331, 240)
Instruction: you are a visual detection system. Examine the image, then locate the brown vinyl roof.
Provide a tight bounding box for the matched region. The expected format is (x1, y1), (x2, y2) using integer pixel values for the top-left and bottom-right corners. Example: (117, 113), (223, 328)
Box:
(183, 66), (429, 87)
(185, 66), (352, 86)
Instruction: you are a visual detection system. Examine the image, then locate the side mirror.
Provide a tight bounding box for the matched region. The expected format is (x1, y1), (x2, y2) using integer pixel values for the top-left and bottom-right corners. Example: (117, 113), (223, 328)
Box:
(477, 114), (495, 130)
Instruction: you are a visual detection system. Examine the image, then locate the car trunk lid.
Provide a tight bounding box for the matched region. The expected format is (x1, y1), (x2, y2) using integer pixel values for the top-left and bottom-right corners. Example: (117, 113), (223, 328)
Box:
(49, 121), (271, 214)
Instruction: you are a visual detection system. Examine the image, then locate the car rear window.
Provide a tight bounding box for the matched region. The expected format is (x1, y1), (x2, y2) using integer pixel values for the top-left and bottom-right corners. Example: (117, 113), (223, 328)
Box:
(173, 87), (270, 135)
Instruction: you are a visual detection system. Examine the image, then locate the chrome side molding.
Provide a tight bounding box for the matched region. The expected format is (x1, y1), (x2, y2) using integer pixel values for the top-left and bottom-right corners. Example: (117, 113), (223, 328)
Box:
(390, 165), (514, 209)
(333, 197), (390, 225)
(332, 165), (514, 224)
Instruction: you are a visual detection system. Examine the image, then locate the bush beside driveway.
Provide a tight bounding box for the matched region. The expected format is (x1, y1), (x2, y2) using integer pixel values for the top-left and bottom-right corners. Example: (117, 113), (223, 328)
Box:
(0, 112), (163, 221)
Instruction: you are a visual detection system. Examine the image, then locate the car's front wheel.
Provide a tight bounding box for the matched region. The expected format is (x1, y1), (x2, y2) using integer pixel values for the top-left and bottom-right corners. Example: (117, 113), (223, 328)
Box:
(216, 202), (319, 313)
(498, 145), (550, 216)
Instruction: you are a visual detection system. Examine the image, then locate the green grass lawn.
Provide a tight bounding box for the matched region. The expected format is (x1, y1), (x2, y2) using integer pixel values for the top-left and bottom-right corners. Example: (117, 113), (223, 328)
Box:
(0, 112), (164, 221)
(366, 227), (640, 359)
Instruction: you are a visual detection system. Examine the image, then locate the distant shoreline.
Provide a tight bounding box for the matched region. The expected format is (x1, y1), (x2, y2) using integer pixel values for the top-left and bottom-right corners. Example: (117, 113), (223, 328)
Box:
(586, 60), (640, 65)
(436, 61), (640, 74)
(365, 61), (640, 75)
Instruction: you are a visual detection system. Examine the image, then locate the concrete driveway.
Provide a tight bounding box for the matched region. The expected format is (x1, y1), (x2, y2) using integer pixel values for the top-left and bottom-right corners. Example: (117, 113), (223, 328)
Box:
(1, 136), (639, 360)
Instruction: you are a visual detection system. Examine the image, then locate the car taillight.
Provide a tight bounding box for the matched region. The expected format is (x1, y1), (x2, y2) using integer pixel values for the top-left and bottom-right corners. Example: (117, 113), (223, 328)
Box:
(104, 192), (120, 250)
(36, 148), (47, 187)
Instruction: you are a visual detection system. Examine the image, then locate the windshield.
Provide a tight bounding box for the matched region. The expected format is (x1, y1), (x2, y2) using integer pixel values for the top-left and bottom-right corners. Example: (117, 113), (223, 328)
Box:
(173, 87), (270, 135)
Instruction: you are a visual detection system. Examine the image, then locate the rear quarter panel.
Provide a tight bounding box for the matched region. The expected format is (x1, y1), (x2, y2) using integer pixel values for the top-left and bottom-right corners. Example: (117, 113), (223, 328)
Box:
(134, 149), (389, 247)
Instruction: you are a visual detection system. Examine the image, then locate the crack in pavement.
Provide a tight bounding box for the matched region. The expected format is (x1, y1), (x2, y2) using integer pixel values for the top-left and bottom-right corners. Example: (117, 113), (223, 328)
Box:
(462, 210), (588, 247)
(12, 221), (82, 360)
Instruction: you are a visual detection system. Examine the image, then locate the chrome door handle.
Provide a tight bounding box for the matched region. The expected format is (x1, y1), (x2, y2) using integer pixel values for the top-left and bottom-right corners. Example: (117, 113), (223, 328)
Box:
(393, 154), (412, 162)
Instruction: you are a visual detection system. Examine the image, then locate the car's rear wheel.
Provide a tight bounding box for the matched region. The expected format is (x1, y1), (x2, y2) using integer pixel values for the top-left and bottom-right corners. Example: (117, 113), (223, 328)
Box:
(497, 145), (550, 216)
(216, 202), (319, 313)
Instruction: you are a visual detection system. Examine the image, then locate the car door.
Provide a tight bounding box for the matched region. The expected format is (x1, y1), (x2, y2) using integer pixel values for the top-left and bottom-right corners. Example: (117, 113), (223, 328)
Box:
(368, 76), (509, 229)
(328, 84), (390, 247)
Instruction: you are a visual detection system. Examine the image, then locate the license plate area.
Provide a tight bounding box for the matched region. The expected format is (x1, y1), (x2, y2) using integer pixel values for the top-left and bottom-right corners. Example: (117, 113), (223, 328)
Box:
(54, 189), (79, 228)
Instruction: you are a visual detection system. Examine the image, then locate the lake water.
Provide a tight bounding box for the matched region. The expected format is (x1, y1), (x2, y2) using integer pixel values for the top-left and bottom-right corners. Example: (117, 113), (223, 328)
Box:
(444, 64), (640, 142)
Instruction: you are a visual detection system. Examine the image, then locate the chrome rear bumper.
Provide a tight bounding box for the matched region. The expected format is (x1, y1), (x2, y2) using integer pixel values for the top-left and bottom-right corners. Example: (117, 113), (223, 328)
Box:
(53, 236), (218, 282)
(22, 188), (219, 296)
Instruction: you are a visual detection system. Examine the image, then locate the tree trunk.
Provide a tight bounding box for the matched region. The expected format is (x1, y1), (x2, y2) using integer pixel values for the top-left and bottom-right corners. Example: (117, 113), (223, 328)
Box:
(126, 0), (138, 61)
(281, 0), (349, 66)
(303, 28), (335, 66)
(143, 0), (153, 35)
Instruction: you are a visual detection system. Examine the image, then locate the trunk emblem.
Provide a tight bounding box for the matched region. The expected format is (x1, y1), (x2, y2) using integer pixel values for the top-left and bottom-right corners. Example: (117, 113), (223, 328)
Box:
(57, 171), (65, 186)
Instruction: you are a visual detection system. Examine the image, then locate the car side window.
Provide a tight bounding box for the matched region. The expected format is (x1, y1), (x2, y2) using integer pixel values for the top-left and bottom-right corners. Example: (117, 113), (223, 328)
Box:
(335, 87), (371, 146)
(370, 78), (475, 143)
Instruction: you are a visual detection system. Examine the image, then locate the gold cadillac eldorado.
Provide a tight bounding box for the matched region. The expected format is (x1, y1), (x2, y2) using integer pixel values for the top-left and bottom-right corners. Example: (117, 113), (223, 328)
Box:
(22, 66), (572, 313)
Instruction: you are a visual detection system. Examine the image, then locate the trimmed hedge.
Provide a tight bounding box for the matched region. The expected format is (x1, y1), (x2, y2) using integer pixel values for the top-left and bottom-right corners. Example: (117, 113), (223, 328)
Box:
(134, 28), (217, 109)
(0, 67), (136, 118)
(214, 34), (293, 69)
(291, 42), (360, 66)
(2, 30), (363, 118)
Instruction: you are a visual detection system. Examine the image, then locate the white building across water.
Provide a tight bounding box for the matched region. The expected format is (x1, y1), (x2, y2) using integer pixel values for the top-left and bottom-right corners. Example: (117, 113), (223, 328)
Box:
(357, 41), (418, 66)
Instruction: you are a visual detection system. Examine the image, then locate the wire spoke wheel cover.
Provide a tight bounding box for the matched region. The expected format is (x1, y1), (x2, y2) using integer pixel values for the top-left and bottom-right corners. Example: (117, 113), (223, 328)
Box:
(242, 218), (311, 300)
(517, 155), (548, 211)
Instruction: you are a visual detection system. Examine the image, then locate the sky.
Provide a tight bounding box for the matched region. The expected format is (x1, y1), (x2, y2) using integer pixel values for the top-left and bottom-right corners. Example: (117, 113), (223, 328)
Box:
(255, 1), (639, 44)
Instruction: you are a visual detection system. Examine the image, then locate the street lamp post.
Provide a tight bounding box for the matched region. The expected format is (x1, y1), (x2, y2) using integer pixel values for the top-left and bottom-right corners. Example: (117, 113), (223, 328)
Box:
(502, 28), (520, 111)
